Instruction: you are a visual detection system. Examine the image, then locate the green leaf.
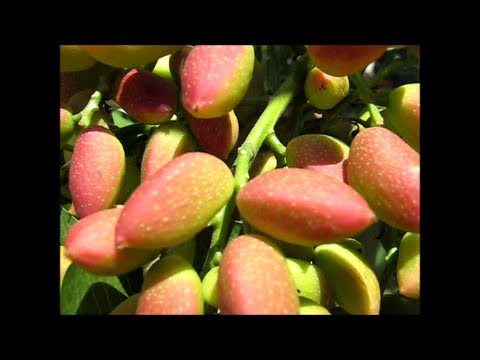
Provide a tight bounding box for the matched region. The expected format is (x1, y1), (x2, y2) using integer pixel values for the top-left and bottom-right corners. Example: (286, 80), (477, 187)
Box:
(111, 109), (135, 128)
(60, 207), (78, 246)
(60, 264), (128, 315)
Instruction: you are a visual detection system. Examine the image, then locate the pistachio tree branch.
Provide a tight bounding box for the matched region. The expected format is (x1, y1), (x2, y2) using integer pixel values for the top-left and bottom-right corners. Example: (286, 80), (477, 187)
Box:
(201, 54), (311, 276)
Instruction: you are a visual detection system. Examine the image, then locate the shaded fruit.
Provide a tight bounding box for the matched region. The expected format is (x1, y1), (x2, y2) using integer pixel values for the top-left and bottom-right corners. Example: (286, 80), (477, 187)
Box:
(67, 89), (94, 114)
(249, 150), (277, 178)
(116, 152), (234, 249)
(235, 58), (265, 123)
(285, 258), (334, 308)
(181, 45), (255, 118)
(340, 238), (364, 253)
(397, 232), (420, 299)
(60, 45), (97, 72)
(347, 127), (420, 232)
(202, 266), (220, 308)
(141, 122), (196, 182)
(110, 294), (140, 315)
(79, 45), (182, 68)
(305, 68), (349, 110)
(136, 255), (203, 315)
(323, 118), (365, 146)
(60, 106), (75, 147)
(60, 62), (110, 103)
(163, 238), (196, 264)
(271, 240), (314, 262)
(299, 298), (331, 315)
(187, 110), (239, 160)
(286, 134), (349, 183)
(237, 168), (376, 246)
(65, 208), (157, 276)
(169, 45), (194, 85)
(384, 83), (420, 152)
(218, 234), (299, 314)
(115, 69), (178, 125)
(60, 245), (72, 287)
(306, 45), (388, 76)
(69, 126), (125, 218)
(116, 156), (141, 204)
(314, 242), (380, 315)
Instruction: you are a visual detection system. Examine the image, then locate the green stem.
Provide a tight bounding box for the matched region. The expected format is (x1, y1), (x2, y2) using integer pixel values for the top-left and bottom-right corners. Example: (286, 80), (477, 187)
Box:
(234, 55), (308, 188)
(62, 144), (75, 152)
(351, 73), (374, 104)
(76, 76), (108, 128)
(265, 133), (287, 168)
(264, 133), (286, 155)
(367, 103), (384, 126)
(201, 54), (310, 275)
(201, 198), (235, 277)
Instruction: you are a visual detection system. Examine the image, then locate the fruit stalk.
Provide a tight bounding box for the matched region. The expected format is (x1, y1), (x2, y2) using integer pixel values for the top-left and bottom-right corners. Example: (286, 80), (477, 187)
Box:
(234, 53), (310, 191)
(264, 133), (287, 167)
(367, 103), (383, 126)
(201, 54), (310, 275)
(72, 76), (109, 128)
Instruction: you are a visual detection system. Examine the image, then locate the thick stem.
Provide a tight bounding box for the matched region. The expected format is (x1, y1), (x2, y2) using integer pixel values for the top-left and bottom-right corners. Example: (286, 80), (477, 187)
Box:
(234, 55), (309, 190)
(76, 76), (109, 128)
(62, 144), (75, 152)
(201, 54), (310, 275)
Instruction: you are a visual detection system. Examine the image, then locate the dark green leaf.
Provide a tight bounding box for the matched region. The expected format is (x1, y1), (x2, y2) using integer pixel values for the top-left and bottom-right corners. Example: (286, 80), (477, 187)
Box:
(193, 226), (214, 274)
(60, 264), (128, 315)
(380, 293), (419, 315)
(117, 268), (144, 296)
(60, 207), (78, 246)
